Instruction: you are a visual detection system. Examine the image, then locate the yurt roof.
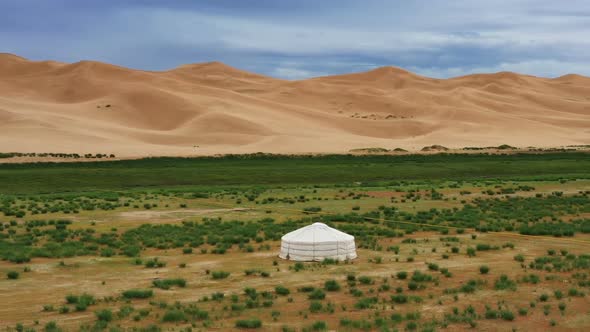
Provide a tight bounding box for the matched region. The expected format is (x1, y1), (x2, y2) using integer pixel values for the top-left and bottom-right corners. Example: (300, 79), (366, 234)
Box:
(281, 222), (354, 243)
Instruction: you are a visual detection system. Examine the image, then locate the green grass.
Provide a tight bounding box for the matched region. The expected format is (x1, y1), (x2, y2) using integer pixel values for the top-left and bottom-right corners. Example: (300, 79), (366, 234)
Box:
(1, 153), (589, 194)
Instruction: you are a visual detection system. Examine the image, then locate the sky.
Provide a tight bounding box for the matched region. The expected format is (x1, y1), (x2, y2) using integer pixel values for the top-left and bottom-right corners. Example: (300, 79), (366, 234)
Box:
(1, 0), (589, 79)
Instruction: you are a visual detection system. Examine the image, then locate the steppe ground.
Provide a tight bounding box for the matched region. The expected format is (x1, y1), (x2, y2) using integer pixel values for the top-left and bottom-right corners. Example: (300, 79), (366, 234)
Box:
(1, 153), (590, 331)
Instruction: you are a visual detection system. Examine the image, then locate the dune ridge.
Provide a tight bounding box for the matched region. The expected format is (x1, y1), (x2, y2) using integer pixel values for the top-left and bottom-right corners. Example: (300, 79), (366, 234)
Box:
(0, 53), (589, 157)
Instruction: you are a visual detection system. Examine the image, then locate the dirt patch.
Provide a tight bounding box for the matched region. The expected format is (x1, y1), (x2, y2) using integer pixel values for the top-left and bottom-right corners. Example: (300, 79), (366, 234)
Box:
(117, 208), (250, 220)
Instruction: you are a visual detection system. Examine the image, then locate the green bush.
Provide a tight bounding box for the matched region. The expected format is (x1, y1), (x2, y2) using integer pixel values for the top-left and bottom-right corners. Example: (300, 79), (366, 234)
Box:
(494, 275), (517, 291)
(7, 271), (19, 279)
(235, 319), (262, 329)
(324, 280), (341, 291)
(311, 321), (327, 331)
(309, 301), (323, 313)
(44, 321), (60, 332)
(479, 265), (490, 274)
(391, 294), (408, 304)
(122, 289), (153, 299)
(358, 276), (373, 285)
(396, 271), (408, 280)
(514, 254), (525, 262)
(308, 289), (326, 300)
(162, 309), (187, 322)
(144, 258), (166, 268)
(405, 321), (418, 331)
(211, 271), (230, 279)
(95, 309), (113, 322)
(275, 285), (290, 296)
(500, 310), (515, 321)
(354, 297), (378, 309)
(554, 290), (564, 299)
(152, 278), (186, 290)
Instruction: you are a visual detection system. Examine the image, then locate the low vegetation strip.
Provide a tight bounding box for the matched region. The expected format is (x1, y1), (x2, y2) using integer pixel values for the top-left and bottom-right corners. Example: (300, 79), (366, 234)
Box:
(0, 152), (589, 194)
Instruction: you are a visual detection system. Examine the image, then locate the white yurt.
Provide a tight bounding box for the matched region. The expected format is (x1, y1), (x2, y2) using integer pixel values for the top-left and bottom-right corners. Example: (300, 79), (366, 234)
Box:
(279, 222), (357, 261)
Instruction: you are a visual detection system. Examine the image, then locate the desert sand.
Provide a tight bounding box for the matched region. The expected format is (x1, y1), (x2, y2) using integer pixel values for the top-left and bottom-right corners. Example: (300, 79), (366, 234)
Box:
(0, 53), (589, 157)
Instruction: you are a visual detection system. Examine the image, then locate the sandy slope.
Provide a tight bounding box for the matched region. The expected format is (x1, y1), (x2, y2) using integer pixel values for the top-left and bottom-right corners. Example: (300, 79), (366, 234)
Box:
(1, 53), (589, 156)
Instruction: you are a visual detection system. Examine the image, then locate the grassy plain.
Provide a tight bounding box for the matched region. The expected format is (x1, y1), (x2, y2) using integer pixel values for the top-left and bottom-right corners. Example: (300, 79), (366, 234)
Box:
(0, 153), (589, 331)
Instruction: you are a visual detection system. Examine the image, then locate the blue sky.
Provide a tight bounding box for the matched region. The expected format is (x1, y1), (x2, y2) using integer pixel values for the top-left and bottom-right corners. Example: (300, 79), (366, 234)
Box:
(1, 0), (589, 79)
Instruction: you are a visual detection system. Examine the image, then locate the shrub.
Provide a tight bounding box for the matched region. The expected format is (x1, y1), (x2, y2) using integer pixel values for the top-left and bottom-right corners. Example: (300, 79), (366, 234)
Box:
(539, 293), (549, 302)
(67, 293), (96, 311)
(354, 297), (378, 309)
(275, 285), (290, 296)
(500, 310), (515, 321)
(211, 292), (224, 301)
(162, 309), (186, 322)
(458, 279), (482, 293)
(211, 271), (230, 279)
(405, 321), (418, 331)
(391, 294), (408, 304)
(514, 254), (525, 262)
(95, 309), (113, 322)
(568, 288), (581, 297)
(554, 290), (564, 299)
(309, 301), (323, 313)
(522, 273), (540, 284)
(479, 265), (490, 274)
(308, 289), (326, 300)
(476, 243), (497, 251)
(152, 278), (186, 290)
(485, 308), (498, 319)
(467, 248), (476, 257)
(44, 321), (60, 332)
(241, 287), (258, 301)
(324, 280), (341, 291)
(411, 271), (433, 283)
(144, 258), (165, 268)
(391, 313), (403, 323)
(7, 271), (19, 279)
(311, 321), (327, 331)
(117, 305), (135, 318)
(235, 319), (262, 329)
(494, 275), (517, 291)
(122, 289), (153, 299)
(43, 305), (55, 312)
(358, 276), (373, 285)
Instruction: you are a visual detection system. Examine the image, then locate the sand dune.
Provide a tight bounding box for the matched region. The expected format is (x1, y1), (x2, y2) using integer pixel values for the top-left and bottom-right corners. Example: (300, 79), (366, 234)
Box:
(0, 53), (589, 156)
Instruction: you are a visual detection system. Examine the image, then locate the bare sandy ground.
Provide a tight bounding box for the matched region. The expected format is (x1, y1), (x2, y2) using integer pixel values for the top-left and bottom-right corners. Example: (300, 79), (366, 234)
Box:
(1, 53), (589, 157)
(117, 208), (251, 220)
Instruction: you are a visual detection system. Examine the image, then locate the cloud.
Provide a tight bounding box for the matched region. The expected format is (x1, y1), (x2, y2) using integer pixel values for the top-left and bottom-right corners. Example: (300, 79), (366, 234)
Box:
(271, 67), (326, 80)
(410, 60), (590, 79)
(0, 0), (589, 79)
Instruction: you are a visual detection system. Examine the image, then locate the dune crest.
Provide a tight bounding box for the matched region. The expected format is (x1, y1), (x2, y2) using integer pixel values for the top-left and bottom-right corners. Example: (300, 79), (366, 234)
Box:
(0, 54), (589, 157)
